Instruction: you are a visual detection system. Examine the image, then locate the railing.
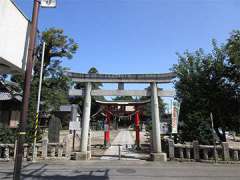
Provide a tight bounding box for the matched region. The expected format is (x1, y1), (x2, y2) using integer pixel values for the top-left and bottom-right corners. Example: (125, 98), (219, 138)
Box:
(167, 139), (240, 162)
(0, 139), (71, 161)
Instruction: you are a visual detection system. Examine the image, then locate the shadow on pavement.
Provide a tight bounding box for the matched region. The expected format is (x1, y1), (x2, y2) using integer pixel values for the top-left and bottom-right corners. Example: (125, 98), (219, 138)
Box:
(0, 164), (110, 180)
(21, 174), (109, 180)
(21, 169), (110, 180)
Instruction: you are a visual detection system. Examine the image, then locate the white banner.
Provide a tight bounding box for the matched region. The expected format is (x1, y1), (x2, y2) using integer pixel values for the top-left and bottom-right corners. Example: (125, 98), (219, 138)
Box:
(171, 101), (180, 134)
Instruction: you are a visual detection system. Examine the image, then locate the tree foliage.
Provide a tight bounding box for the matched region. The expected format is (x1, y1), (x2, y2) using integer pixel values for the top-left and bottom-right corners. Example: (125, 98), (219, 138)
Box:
(70, 67), (105, 115)
(10, 28), (78, 142)
(173, 32), (240, 144)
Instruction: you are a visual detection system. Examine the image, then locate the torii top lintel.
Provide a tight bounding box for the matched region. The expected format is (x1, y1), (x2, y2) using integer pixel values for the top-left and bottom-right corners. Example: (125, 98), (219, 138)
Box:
(67, 72), (176, 83)
(95, 99), (150, 106)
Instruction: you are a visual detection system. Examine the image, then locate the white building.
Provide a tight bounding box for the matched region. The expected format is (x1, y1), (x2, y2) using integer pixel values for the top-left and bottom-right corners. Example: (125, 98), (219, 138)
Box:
(0, 0), (30, 74)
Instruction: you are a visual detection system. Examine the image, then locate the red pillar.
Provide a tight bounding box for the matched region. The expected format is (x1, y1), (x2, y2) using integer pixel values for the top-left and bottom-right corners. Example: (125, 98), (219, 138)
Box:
(135, 111), (140, 148)
(104, 111), (111, 147)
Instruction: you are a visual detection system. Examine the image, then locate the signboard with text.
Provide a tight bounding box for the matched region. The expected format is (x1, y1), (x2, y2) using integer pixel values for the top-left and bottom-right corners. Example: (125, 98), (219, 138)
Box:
(171, 101), (180, 134)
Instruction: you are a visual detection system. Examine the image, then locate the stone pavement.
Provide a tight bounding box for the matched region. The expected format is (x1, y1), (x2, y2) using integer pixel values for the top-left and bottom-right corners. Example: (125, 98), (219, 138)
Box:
(1, 160), (240, 180)
(100, 129), (148, 160)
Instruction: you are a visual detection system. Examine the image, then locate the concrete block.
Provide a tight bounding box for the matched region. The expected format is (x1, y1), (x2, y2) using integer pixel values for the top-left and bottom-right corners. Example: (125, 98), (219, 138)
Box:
(71, 151), (91, 160)
(150, 153), (167, 162)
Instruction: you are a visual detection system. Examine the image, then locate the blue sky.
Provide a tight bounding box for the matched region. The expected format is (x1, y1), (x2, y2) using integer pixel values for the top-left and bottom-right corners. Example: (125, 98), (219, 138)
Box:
(14, 0), (240, 75)
(14, 0), (240, 105)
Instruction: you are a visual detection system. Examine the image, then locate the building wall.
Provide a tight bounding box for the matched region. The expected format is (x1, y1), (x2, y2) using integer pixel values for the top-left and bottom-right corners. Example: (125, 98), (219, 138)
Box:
(0, 0), (29, 74)
(0, 100), (21, 128)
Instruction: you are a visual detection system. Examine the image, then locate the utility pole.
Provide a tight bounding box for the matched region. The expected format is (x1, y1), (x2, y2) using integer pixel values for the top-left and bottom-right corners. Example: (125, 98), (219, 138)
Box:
(13, 1), (40, 179)
(32, 42), (46, 162)
(13, 0), (56, 179)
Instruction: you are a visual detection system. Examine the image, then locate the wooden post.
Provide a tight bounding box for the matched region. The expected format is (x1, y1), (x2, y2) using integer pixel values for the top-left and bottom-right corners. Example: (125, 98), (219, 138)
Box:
(193, 141), (200, 161)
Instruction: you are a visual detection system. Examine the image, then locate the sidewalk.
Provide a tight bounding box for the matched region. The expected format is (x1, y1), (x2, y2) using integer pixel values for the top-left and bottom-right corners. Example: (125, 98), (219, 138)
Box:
(1, 160), (240, 180)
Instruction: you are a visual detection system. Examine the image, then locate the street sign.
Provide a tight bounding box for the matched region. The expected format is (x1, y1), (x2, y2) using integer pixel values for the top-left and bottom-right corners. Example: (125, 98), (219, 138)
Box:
(41, 0), (57, 8)
(69, 121), (80, 131)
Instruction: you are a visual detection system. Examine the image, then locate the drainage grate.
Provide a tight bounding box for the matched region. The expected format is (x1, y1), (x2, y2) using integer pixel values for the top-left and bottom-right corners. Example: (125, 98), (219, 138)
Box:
(116, 168), (136, 174)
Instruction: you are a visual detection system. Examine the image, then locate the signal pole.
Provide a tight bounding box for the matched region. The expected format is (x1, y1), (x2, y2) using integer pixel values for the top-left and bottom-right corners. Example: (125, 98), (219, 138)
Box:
(13, 1), (40, 179)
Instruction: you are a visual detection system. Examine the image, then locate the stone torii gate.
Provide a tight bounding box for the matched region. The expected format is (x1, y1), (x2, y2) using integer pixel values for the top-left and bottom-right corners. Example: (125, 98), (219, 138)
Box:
(68, 72), (176, 161)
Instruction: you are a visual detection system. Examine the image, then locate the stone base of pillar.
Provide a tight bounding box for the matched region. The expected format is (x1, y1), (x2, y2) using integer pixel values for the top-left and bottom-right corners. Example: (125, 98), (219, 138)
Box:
(150, 153), (167, 162)
(71, 151), (91, 160)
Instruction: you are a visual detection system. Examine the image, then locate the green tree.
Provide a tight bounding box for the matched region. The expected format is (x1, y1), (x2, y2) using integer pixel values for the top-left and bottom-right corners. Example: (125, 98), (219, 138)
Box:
(71, 67), (105, 115)
(173, 37), (240, 144)
(112, 96), (134, 101)
(87, 67), (104, 114)
(11, 27), (78, 142)
(226, 30), (240, 65)
(224, 30), (240, 135)
(88, 67), (103, 90)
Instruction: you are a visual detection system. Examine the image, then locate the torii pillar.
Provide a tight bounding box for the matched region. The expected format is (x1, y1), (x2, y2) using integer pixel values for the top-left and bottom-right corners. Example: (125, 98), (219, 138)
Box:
(104, 111), (111, 147)
(134, 110), (140, 149)
(150, 82), (167, 161)
(79, 82), (92, 160)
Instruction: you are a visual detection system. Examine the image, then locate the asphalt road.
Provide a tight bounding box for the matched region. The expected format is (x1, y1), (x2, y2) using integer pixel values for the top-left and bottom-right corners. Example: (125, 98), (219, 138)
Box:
(1, 160), (240, 180)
